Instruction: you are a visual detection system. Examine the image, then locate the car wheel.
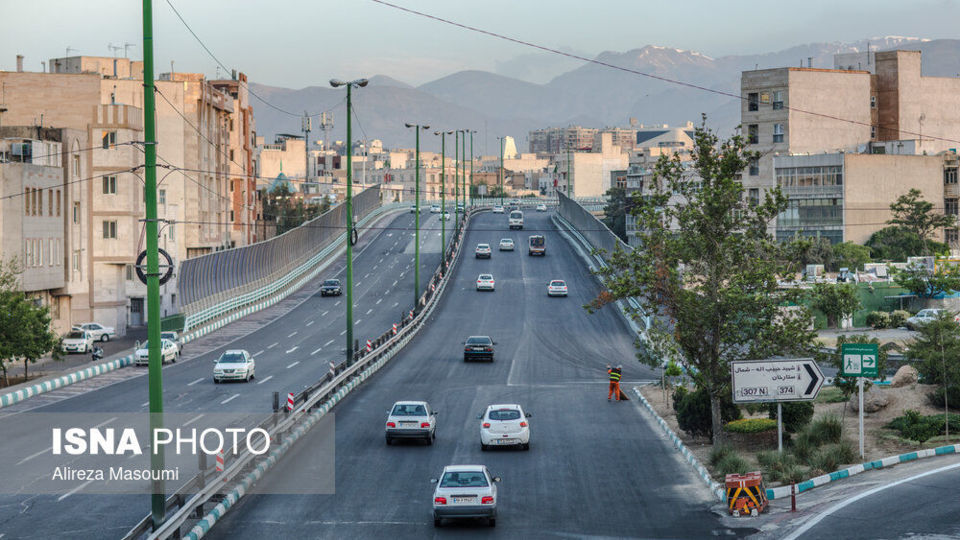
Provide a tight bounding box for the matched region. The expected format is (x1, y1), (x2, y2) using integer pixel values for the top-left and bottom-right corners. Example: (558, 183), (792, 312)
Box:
(213, 377), (219, 384)
(523, 442), (530, 451)
(171, 354), (176, 363)
(101, 335), (110, 342)
(425, 436), (433, 446)
(488, 518), (496, 527)
(385, 436), (392, 446)
(434, 518), (442, 528)
(481, 443), (489, 451)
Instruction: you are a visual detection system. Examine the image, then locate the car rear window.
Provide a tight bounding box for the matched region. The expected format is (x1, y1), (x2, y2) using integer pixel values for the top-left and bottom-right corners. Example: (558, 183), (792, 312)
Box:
(161, 332), (176, 340)
(466, 337), (492, 345)
(477, 244), (489, 249)
(440, 471), (488, 488)
(391, 404), (427, 416)
(488, 409), (521, 421)
(323, 280), (339, 286)
(551, 281), (565, 286)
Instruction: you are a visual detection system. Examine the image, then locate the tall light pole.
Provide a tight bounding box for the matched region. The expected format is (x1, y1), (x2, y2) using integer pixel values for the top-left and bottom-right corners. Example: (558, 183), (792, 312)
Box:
(498, 136), (505, 206)
(458, 130), (466, 213)
(454, 130), (460, 231)
(330, 77), (368, 363)
(435, 130), (452, 255)
(405, 122), (429, 306)
(468, 130), (476, 207)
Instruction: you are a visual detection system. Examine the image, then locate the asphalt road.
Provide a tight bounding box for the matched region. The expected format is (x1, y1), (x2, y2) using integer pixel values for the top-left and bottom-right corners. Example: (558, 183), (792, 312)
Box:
(788, 461), (960, 539)
(0, 210), (450, 539)
(206, 211), (750, 539)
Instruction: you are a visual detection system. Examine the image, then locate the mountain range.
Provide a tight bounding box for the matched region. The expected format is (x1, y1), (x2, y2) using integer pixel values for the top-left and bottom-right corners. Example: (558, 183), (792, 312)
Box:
(250, 37), (960, 156)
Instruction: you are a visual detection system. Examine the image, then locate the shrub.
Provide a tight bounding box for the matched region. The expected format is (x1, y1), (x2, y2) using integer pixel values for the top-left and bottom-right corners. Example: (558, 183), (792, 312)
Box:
(809, 442), (856, 472)
(791, 431), (817, 464)
(715, 453), (750, 477)
(766, 401), (815, 433)
(676, 387), (741, 438)
(671, 385), (688, 413)
(724, 418), (778, 433)
(927, 386), (960, 412)
(756, 451), (805, 484)
(709, 444), (736, 467)
(887, 409), (960, 442)
(807, 415), (843, 445)
(865, 311), (891, 329)
(890, 310), (911, 328)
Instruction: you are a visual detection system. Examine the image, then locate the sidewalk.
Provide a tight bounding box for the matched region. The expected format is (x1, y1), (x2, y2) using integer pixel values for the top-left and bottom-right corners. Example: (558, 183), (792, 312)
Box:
(1, 327), (146, 384)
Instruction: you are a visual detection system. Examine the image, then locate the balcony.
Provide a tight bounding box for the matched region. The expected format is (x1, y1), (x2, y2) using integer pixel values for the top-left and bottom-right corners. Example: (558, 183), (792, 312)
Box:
(945, 183), (959, 198)
(779, 185), (843, 198)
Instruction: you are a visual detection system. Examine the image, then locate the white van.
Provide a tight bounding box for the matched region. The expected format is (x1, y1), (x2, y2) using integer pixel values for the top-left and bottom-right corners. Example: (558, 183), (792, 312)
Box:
(508, 210), (524, 230)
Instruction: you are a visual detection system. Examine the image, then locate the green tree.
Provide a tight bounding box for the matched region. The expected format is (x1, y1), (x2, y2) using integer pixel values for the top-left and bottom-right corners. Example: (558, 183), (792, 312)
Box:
(831, 242), (871, 272)
(811, 283), (861, 328)
(888, 189), (956, 255)
(0, 260), (62, 385)
(894, 263), (960, 299)
(601, 186), (632, 243)
(907, 312), (960, 419)
(591, 118), (818, 445)
(785, 236), (834, 273)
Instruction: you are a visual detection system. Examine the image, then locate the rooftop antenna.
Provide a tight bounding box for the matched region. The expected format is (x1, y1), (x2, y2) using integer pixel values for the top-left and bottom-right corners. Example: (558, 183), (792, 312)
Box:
(108, 43), (123, 57)
(123, 42), (136, 58)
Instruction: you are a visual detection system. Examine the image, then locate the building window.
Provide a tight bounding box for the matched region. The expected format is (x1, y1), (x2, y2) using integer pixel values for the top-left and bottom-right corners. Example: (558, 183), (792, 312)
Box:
(229, 149), (235, 161)
(56, 189), (61, 216)
(772, 90), (784, 110)
(748, 188), (760, 207)
(945, 168), (958, 184)
(24, 187), (30, 214)
(871, 126), (876, 140)
(102, 220), (117, 239)
(103, 176), (117, 194)
(870, 95), (877, 109)
(73, 251), (80, 272)
(947, 199), (958, 216)
(748, 93), (759, 111)
(72, 154), (80, 177)
(73, 202), (80, 224)
(748, 124), (759, 145)
(159, 189), (166, 205)
(126, 264), (134, 281)
(102, 131), (117, 148)
(749, 157), (759, 176)
(773, 123), (784, 143)
(48, 188), (54, 216)
(948, 229), (959, 246)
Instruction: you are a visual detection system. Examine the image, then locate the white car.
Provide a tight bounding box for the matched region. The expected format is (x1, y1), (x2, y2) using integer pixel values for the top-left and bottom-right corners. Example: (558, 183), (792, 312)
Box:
(73, 322), (116, 342)
(536, 204), (547, 212)
(475, 243), (492, 259)
(492, 205), (504, 214)
(134, 338), (179, 366)
(476, 274), (495, 291)
(430, 204), (441, 213)
(61, 330), (95, 354)
(479, 404), (531, 451)
(160, 331), (182, 355)
(385, 400), (437, 445)
(213, 349), (255, 383)
(440, 212), (451, 221)
(906, 308), (960, 329)
(498, 238), (514, 251)
(547, 279), (568, 297)
(431, 465), (500, 528)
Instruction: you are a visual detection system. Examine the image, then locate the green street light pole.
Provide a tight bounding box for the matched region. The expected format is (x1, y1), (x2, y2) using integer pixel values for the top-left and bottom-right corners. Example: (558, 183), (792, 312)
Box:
(459, 130), (466, 212)
(331, 77), (368, 363)
(499, 137), (504, 205)
(142, 0), (165, 528)
(405, 123), (429, 306)
(469, 130), (475, 207)
(454, 130), (460, 231)
(435, 130), (451, 255)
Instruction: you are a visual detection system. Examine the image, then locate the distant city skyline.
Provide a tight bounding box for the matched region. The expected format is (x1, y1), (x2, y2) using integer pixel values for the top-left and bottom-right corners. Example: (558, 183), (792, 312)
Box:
(1, 0), (956, 87)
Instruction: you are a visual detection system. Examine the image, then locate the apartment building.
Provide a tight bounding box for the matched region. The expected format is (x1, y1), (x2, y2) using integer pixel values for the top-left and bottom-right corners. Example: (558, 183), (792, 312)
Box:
(529, 126), (598, 154)
(554, 133), (629, 198)
(211, 75), (259, 246)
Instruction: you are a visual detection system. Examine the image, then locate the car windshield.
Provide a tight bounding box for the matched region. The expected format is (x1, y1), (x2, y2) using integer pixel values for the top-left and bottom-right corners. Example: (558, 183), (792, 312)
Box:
(440, 471), (488, 488)
(83, 324), (97, 330)
(466, 337), (491, 345)
(218, 353), (246, 364)
(551, 281), (565, 286)
(501, 239), (512, 244)
(510, 211), (522, 219)
(161, 332), (176, 340)
(391, 404), (427, 416)
(67, 331), (85, 339)
(488, 409), (521, 421)
(323, 280), (339, 286)
(479, 274), (493, 280)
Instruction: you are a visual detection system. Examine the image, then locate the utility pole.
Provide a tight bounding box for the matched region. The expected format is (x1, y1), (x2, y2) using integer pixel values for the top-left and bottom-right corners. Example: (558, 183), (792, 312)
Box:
(454, 130), (460, 231)
(566, 140), (572, 196)
(302, 112), (312, 192)
(499, 137), (504, 206)
(435, 131), (451, 256)
(469, 130), (475, 207)
(141, 0), (165, 529)
(405, 123), (429, 306)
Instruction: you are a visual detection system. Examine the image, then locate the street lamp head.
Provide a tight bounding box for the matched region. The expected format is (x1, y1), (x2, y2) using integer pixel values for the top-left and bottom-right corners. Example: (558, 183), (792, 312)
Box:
(422, 125), (430, 130)
(355, 79), (369, 87)
(405, 122), (415, 128)
(329, 79), (346, 88)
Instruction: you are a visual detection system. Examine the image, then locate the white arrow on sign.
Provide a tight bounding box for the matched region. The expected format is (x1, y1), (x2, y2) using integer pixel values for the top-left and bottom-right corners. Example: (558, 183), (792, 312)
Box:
(731, 358), (825, 403)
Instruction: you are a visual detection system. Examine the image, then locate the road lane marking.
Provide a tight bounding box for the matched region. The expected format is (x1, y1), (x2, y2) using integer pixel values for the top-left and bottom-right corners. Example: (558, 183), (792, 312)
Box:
(373, 265), (378, 270)
(92, 416), (118, 429)
(324, 339), (335, 347)
(286, 346), (298, 354)
(187, 377), (204, 386)
(399, 272), (405, 278)
(253, 350), (264, 357)
(355, 319), (362, 324)
(321, 311), (329, 317)
(306, 320), (315, 326)
(220, 394), (240, 405)
(287, 361), (300, 369)
(182, 414), (204, 427)
(335, 301), (341, 306)
(376, 299), (382, 305)
(339, 330), (346, 336)
(58, 479), (95, 501)
(364, 273), (369, 278)
(256, 375), (274, 385)
(393, 302), (399, 307)
(366, 308), (373, 315)
(311, 348), (322, 355)
(267, 342), (278, 349)
(356, 282), (362, 287)
(141, 401), (149, 407)
(392, 280), (398, 287)
(379, 257), (384, 262)
(287, 331), (298, 338)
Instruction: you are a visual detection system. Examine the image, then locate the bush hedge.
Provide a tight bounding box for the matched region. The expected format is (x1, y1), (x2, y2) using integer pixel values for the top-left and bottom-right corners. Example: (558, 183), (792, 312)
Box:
(886, 410), (960, 442)
(724, 418), (778, 433)
(890, 310), (910, 328)
(766, 401), (814, 433)
(715, 453), (750, 476)
(676, 387), (741, 438)
(866, 311), (891, 329)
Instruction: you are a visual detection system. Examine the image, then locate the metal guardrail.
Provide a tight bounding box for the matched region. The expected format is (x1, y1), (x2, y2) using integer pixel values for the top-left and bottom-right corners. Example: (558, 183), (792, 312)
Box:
(125, 207), (483, 540)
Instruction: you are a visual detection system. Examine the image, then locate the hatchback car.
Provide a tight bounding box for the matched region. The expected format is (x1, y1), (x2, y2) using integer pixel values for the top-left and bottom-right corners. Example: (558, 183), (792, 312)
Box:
(463, 336), (495, 362)
(213, 350), (255, 383)
(479, 404), (531, 451)
(492, 205), (504, 214)
(430, 204), (441, 213)
(536, 204), (547, 212)
(475, 243), (492, 259)
(320, 279), (342, 296)
(135, 338), (179, 366)
(61, 330), (95, 354)
(498, 238), (514, 251)
(547, 279), (568, 297)
(385, 400), (437, 445)
(431, 465), (500, 527)
(476, 274), (495, 291)
(73, 322), (115, 342)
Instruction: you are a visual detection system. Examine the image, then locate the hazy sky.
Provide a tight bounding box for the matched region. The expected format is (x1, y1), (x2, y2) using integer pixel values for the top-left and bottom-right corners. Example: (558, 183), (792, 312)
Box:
(1, 0), (956, 88)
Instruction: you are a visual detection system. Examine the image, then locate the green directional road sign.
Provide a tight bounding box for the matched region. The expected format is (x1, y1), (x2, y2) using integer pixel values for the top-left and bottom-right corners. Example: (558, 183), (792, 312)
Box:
(841, 343), (879, 378)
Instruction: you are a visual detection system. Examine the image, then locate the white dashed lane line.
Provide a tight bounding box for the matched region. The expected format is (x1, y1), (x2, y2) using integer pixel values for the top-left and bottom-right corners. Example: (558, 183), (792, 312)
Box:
(254, 350), (264, 357)
(187, 377), (204, 386)
(256, 375), (274, 385)
(311, 348), (322, 355)
(288, 331), (298, 338)
(287, 361), (300, 369)
(182, 414), (204, 427)
(325, 339), (335, 346)
(376, 299), (382, 305)
(220, 394), (240, 405)
(267, 343), (278, 349)
(306, 320), (315, 327)
(286, 346), (298, 354)
(322, 311), (329, 317)
(366, 309), (373, 315)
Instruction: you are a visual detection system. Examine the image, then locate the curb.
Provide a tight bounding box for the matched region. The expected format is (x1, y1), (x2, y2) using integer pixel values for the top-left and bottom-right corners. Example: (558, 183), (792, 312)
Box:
(0, 355), (134, 409)
(632, 385), (725, 501)
(765, 442), (960, 500)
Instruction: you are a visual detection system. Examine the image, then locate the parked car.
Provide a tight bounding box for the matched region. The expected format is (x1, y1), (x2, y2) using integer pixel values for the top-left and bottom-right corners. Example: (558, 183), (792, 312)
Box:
(430, 204), (441, 213)
(73, 322), (115, 342)
(476, 274), (495, 291)
(463, 335), (495, 362)
(492, 205), (504, 214)
(213, 350), (255, 383)
(160, 331), (182, 355)
(61, 330), (95, 354)
(536, 204), (547, 212)
(320, 279), (343, 296)
(431, 465), (500, 527)
(135, 338), (179, 366)
(906, 308), (960, 329)
(475, 243), (492, 259)
(479, 404), (531, 451)
(385, 400), (437, 445)
(498, 238), (514, 251)
(547, 279), (568, 297)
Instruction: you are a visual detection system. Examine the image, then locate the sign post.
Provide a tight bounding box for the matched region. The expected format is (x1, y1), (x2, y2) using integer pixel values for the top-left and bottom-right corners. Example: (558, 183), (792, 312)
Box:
(731, 358), (825, 453)
(841, 343), (879, 458)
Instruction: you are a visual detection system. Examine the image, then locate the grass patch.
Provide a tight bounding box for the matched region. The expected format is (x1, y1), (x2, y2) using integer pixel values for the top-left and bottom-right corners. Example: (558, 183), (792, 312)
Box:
(815, 386), (847, 404)
(715, 453), (750, 477)
(709, 444), (736, 467)
(807, 415), (843, 445)
(724, 418), (778, 433)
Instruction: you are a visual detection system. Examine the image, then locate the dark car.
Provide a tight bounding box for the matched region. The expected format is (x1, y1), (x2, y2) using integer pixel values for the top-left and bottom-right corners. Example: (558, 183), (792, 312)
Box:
(463, 336), (495, 362)
(320, 279), (342, 296)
